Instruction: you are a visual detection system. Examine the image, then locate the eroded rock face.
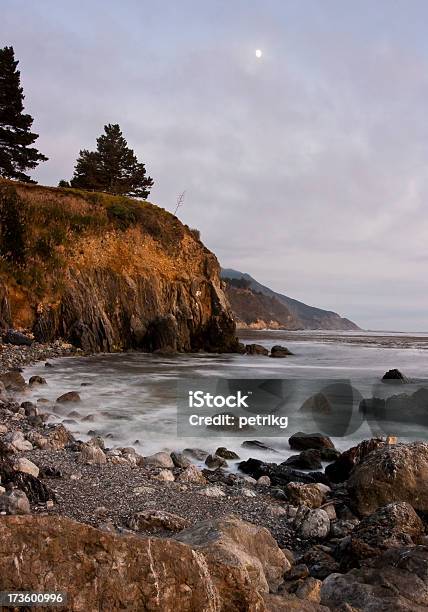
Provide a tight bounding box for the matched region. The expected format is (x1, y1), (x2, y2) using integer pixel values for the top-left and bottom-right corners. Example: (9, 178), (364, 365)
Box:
(321, 546), (428, 611)
(0, 515), (288, 611)
(325, 438), (386, 483)
(347, 442), (428, 515)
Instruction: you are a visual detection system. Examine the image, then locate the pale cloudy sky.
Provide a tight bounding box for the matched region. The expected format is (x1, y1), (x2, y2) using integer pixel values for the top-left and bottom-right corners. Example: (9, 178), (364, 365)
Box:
(2, 1), (428, 331)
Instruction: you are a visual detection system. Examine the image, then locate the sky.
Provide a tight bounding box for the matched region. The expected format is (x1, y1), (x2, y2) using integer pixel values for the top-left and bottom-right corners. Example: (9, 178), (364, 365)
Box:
(2, 0), (428, 331)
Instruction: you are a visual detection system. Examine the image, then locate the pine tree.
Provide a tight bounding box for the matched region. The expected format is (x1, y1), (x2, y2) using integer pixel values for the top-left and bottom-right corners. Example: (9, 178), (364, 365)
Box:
(70, 124), (154, 198)
(0, 46), (47, 182)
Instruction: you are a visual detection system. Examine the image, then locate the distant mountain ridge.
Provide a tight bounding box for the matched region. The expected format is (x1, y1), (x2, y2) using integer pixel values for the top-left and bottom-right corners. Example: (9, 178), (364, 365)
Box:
(221, 268), (360, 331)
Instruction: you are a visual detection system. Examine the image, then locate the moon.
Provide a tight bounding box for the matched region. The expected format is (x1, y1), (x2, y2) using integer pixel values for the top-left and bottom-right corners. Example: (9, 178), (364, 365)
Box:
(255, 49), (263, 59)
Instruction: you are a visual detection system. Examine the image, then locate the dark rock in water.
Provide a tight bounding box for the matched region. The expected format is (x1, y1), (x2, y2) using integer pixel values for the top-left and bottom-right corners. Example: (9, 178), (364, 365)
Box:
(170, 452), (191, 468)
(205, 454), (228, 469)
(300, 393), (332, 415)
(215, 447), (240, 460)
(57, 391), (81, 403)
(289, 432), (335, 451)
(20, 401), (37, 417)
(382, 368), (409, 382)
(340, 502), (424, 568)
(29, 375), (47, 386)
(321, 545), (428, 611)
(236, 342), (246, 354)
(183, 448), (209, 461)
(270, 345), (293, 358)
(325, 438), (386, 484)
(245, 343), (269, 356)
(284, 450), (323, 470)
(2, 329), (32, 346)
(238, 458), (330, 486)
(45, 362), (54, 367)
(241, 440), (278, 453)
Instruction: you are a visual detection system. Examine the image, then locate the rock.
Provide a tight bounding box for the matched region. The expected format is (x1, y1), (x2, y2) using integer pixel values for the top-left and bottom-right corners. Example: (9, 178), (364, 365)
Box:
(170, 451), (191, 468)
(0, 424), (7, 434)
(128, 510), (190, 533)
(321, 545), (428, 611)
(285, 450), (323, 470)
(285, 483), (327, 509)
(295, 577), (322, 603)
(347, 441), (428, 515)
(382, 368), (409, 382)
(2, 431), (33, 453)
(2, 329), (32, 346)
(44, 424), (74, 450)
(245, 343), (269, 356)
(320, 502), (336, 520)
(0, 514), (286, 610)
(293, 507), (330, 539)
(289, 432), (335, 451)
(205, 454), (228, 469)
(300, 393), (332, 415)
(0, 371), (26, 391)
(270, 345), (293, 358)
(330, 518), (359, 539)
(175, 515), (290, 593)
(77, 443), (107, 465)
(0, 490), (30, 514)
(264, 593), (328, 610)
(300, 546), (340, 580)
(347, 502), (424, 562)
(325, 438), (386, 483)
(57, 391), (81, 403)
(13, 458), (39, 478)
(198, 485), (226, 497)
(257, 475), (271, 487)
(20, 401), (38, 417)
(182, 448), (209, 461)
(29, 375), (47, 386)
(88, 435), (105, 450)
(215, 447), (240, 460)
(141, 451), (174, 468)
(153, 469), (175, 482)
(242, 488), (257, 497)
(0, 381), (8, 402)
(177, 465), (207, 484)
(238, 458), (330, 487)
(241, 440), (278, 452)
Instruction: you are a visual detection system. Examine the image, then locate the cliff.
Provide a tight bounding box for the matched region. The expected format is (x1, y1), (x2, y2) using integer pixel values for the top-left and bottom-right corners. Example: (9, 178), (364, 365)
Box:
(222, 269), (360, 331)
(0, 180), (238, 353)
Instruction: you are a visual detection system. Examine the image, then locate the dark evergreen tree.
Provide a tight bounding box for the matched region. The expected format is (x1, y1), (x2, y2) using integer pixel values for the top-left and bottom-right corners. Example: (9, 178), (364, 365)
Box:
(70, 124), (154, 198)
(0, 46), (47, 182)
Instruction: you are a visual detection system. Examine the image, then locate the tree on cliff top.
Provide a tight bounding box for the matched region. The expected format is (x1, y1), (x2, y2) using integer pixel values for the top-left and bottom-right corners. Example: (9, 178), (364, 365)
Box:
(70, 124), (154, 199)
(0, 46), (48, 182)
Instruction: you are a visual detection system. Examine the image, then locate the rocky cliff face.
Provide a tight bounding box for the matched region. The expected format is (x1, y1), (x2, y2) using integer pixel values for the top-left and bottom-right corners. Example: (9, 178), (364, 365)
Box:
(0, 181), (238, 353)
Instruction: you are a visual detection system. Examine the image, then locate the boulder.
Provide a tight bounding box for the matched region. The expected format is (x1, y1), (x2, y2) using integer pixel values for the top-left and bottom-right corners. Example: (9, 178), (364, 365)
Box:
(321, 545), (428, 611)
(347, 441), (428, 515)
(175, 515), (290, 593)
(245, 343), (269, 356)
(270, 345), (293, 358)
(198, 485), (226, 497)
(289, 433), (335, 451)
(0, 371), (26, 391)
(153, 469), (175, 482)
(257, 475), (271, 487)
(0, 515), (285, 610)
(299, 546), (340, 580)
(285, 483), (327, 509)
(284, 450), (323, 470)
(241, 440), (278, 453)
(295, 577), (322, 603)
(2, 431), (33, 453)
(292, 507), (330, 539)
(205, 454), (228, 469)
(128, 510), (190, 533)
(176, 465), (207, 484)
(0, 490), (30, 515)
(215, 447), (240, 460)
(56, 391), (81, 403)
(325, 438), (386, 483)
(77, 443), (107, 465)
(347, 502), (424, 562)
(238, 458), (330, 487)
(382, 369), (409, 383)
(2, 330), (32, 346)
(141, 451), (175, 469)
(29, 375), (47, 386)
(170, 451), (191, 468)
(13, 457), (39, 478)
(182, 448), (209, 461)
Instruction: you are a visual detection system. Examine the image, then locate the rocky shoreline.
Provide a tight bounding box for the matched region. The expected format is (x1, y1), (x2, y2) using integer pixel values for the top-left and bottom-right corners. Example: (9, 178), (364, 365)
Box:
(1, 350), (428, 610)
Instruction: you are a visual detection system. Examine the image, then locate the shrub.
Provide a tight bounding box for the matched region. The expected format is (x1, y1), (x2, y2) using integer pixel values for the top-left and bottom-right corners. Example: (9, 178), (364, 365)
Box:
(0, 185), (27, 263)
